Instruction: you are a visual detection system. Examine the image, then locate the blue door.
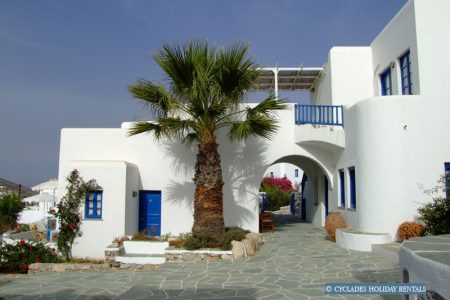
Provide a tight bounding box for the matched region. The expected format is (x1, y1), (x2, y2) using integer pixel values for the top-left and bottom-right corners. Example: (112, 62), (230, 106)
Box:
(139, 191), (161, 236)
(324, 176), (329, 217)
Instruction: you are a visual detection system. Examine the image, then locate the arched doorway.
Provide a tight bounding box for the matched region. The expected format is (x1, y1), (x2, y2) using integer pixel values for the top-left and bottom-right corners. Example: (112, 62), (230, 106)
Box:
(263, 155), (332, 228)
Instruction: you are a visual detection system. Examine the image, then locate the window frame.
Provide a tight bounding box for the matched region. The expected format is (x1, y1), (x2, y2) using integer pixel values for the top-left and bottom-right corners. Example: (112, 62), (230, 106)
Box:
(295, 169), (299, 177)
(399, 50), (412, 95)
(348, 167), (356, 209)
(85, 190), (103, 219)
(339, 169), (345, 208)
(380, 68), (392, 96)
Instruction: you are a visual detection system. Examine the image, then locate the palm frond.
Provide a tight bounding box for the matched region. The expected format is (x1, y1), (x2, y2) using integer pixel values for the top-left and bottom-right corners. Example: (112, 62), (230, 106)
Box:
(0, 193), (24, 231)
(247, 94), (288, 117)
(128, 121), (165, 138)
(128, 79), (179, 117)
(228, 114), (279, 141)
(215, 41), (259, 104)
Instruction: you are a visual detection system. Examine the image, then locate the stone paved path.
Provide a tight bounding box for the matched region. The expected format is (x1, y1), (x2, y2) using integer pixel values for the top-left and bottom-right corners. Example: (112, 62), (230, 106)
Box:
(0, 215), (400, 299)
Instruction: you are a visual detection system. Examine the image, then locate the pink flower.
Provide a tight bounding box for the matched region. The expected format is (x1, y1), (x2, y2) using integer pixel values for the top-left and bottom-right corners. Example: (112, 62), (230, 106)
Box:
(23, 263), (29, 270)
(19, 240), (25, 247)
(34, 258), (40, 263)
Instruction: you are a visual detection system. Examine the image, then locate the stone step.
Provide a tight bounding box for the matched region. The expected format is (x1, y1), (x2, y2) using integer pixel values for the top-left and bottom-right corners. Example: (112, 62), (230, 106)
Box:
(372, 242), (401, 264)
(115, 254), (166, 265)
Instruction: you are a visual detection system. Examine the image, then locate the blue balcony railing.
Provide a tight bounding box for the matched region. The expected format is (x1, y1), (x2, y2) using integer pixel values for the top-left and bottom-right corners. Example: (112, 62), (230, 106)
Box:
(295, 104), (344, 127)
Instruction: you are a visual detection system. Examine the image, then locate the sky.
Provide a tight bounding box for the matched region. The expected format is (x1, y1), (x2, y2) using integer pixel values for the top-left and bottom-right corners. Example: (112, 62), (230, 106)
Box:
(0, 0), (407, 187)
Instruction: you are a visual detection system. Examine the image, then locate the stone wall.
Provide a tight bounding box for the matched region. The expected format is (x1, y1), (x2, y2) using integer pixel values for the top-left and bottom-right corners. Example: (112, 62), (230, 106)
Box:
(28, 262), (159, 274)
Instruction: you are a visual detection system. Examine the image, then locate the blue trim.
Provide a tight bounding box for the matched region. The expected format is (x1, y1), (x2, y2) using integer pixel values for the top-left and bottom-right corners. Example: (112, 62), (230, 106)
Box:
(139, 190), (162, 236)
(400, 50), (412, 95)
(295, 104), (344, 127)
(324, 176), (329, 217)
(445, 162), (450, 191)
(380, 68), (392, 96)
(85, 191), (103, 219)
(339, 169), (345, 207)
(349, 167), (356, 209)
(290, 193), (295, 215)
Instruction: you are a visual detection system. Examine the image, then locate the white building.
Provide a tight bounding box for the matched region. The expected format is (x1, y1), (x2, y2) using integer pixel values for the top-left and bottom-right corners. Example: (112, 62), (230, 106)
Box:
(58, 0), (450, 258)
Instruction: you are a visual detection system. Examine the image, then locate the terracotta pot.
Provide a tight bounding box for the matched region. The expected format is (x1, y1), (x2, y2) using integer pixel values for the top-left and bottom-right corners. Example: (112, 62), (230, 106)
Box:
(325, 212), (346, 242)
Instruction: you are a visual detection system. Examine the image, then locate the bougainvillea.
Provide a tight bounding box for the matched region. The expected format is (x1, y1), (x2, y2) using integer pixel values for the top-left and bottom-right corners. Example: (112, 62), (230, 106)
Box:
(261, 176), (293, 192)
(0, 240), (59, 273)
(49, 169), (100, 260)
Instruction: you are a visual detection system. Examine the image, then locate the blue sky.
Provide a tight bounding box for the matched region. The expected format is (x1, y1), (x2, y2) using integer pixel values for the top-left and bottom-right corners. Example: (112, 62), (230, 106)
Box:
(0, 0), (406, 187)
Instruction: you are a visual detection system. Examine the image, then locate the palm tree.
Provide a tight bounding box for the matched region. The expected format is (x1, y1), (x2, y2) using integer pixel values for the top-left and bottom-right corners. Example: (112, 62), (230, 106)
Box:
(128, 41), (286, 239)
(0, 193), (25, 240)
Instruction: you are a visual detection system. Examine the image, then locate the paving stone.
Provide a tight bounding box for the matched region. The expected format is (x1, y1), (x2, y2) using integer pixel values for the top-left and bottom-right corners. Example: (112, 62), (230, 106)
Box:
(0, 215), (400, 299)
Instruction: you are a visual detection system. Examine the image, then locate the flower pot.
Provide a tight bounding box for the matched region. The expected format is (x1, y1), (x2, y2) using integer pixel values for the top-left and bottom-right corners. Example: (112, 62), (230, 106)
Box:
(325, 212), (346, 242)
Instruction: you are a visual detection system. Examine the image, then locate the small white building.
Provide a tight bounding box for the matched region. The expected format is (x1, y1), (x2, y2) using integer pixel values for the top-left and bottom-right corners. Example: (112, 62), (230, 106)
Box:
(58, 0), (450, 258)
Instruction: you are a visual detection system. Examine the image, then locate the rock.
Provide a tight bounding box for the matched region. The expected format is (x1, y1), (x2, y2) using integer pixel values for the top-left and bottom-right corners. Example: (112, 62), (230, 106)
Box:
(221, 254), (233, 260)
(231, 240), (245, 259)
(53, 264), (66, 272)
(78, 264), (92, 270)
(182, 253), (196, 261)
(246, 232), (263, 249)
(205, 254), (220, 262)
(242, 238), (257, 256)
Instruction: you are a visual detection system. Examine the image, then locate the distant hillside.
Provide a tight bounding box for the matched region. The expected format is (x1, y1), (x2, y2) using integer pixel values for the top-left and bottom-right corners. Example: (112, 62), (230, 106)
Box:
(0, 177), (37, 199)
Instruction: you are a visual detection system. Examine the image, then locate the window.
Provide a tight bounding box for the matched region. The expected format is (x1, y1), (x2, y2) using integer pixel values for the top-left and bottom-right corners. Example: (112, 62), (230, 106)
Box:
(349, 167), (356, 209)
(400, 50), (412, 95)
(380, 68), (392, 96)
(85, 191), (102, 219)
(270, 172), (274, 178)
(339, 169), (345, 207)
(295, 169), (299, 177)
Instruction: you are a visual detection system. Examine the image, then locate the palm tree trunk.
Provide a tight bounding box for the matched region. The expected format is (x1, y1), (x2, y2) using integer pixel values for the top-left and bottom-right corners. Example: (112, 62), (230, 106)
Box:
(192, 133), (225, 239)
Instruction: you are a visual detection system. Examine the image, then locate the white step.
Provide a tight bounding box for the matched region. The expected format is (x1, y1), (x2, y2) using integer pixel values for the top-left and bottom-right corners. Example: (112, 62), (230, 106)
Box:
(122, 241), (169, 255)
(115, 254), (166, 265)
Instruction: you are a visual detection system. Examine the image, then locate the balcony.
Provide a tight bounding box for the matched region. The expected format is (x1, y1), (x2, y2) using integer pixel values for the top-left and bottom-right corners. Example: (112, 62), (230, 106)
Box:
(295, 104), (344, 126)
(294, 104), (345, 150)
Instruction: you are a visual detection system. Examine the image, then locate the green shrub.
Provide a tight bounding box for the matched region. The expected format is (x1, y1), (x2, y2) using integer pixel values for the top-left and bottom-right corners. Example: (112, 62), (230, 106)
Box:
(418, 197), (450, 235)
(131, 230), (158, 241)
(168, 239), (183, 248)
(181, 235), (206, 250)
(178, 227), (250, 250)
(418, 174), (450, 235)
(217, 227), (250, 250)
(0, 240), (59, 273)
(261, 184), (290, 211)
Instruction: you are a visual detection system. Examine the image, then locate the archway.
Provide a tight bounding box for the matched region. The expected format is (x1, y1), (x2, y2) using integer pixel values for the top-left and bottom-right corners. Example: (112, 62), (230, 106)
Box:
(259, 154), (333, 228)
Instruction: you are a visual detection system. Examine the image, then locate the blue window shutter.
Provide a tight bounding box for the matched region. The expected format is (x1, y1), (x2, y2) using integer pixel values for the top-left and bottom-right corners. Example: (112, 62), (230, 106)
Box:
(339, 169), (345, 207)
(380, 68), (392, 96)
(400, 50), (412, 95)
(349, 167), (356, 209)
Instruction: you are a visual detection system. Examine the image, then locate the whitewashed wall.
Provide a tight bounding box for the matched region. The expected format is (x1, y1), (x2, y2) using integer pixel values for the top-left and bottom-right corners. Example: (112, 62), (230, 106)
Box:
(58, 0), (450, 257)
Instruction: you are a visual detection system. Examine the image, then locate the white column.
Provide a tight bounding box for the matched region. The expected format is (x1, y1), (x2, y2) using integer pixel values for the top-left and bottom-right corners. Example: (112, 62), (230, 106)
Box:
(274, 67), (279, 100)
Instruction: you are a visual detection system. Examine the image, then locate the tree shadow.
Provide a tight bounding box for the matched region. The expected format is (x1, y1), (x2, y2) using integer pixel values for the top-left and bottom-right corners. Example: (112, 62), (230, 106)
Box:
(161, 137), (270, 229)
